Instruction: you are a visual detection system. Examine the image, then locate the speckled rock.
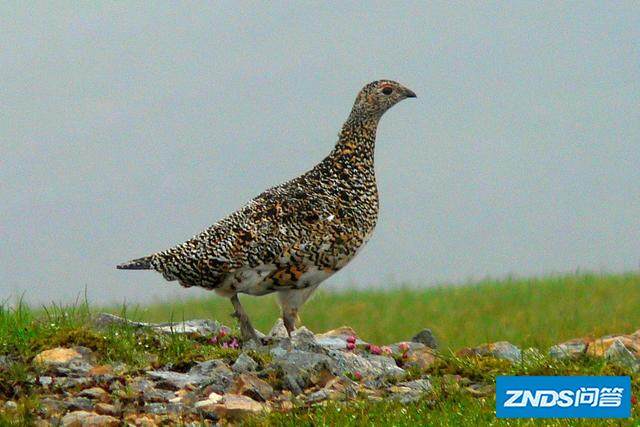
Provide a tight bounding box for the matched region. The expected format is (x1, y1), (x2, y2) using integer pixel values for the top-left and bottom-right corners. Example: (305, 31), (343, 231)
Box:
(61, 410), (119, 427)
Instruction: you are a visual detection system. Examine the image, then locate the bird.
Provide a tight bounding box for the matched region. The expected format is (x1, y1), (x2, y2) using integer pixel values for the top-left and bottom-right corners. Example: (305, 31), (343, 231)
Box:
(117, 80), (417, 342)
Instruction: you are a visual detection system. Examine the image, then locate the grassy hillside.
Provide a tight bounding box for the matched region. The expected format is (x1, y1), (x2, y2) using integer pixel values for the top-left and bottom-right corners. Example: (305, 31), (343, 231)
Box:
(126, 272), (640, 350)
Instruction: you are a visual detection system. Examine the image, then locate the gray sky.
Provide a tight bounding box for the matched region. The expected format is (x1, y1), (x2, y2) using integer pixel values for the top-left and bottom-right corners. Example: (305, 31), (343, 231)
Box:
(1, 2), (639, 305)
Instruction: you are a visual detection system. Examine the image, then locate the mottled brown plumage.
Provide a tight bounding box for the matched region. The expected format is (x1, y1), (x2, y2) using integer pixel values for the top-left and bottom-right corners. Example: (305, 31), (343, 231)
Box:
(118, 80), (416, 341)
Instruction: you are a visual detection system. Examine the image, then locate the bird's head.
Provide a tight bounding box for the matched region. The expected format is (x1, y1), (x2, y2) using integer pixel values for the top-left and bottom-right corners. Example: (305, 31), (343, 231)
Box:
(349, 80), (417, 121)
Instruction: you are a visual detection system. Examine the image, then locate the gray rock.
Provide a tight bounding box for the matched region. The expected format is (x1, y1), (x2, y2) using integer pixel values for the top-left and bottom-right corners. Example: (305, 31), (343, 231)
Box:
(269, 350), (336, 395)
(463, 341), (521, 362)
(38, 376), (53, 387)
(291, 327), (323, 352)
(4, 401), (17, 410)
(398, 378), (432, 393)
(143, 402), (168, 415)
(328, 350), (405, 385)
(411, 329), (438, 349)
(61, 410), (119, 427)
(148, 359), (234, 393)
(64, 396), (94, 411)
(549, 340), (588, 359)
(605, 339), (640, 372)
(306, 389), (331, 403)
(54, 376), (92, 390)
(95, 313), (227, 336)
(232, 353), (259, 373)
(268, 319), (289, 339)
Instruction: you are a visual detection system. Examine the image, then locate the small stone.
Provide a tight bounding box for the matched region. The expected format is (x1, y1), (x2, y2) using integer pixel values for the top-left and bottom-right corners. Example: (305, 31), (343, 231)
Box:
(38, 376), (53, 386)
(210, 394), (268, 421)
(306, 389), (331, 403)
(61, 410), (119, 427)
(411, 329), (438, 349)
(549, 339), (589, 359)
(404, 348), (437, 370)
(78, 387), (109, 402)
(232, 353), (259, 373)
(143, 402), (168, 415)
(458, 341), (521, 362)
(4, 400), (17, 410)
(34, 348), (83, 365)
(269, 350), (336, 395)
(64, 397), (94, 412)
(94, 403), (119, 417)
(233, 373), (274, 402)
(605, 338), (640, 372)
(268, 319), (289, 338)
(95, 313), (226, 337)
(194, 392), (223, 408)
(315, 327), (369, 350)
(33, 347), (94, 375)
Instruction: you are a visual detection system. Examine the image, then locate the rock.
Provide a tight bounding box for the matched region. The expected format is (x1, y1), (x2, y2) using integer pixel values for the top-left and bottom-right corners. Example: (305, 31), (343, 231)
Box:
(589, 336), (640, 358)
(466, 382), (495, 397)
(232, 352), (259, 373)
(268, 319), (289, 339)
(143, 402), (168, 415)
(39, 397), (65, 417)
(210, 394), (268, 421)
(38, 376), (53, 387)
(398, 379), (432, 393)
(291, 327), (323, 352)
(147, 359), (233, 393)
(78, 387), (109, 402)
(389, 341), (426, 354)
(33, 347), (94, 375)
(61, 410), (119, 427)
(54, 377), (92, 390)
(306, 389), (331, 403)
(64, 397), (94, 412)
(411, 329), (438, 349)
(194, 392), (223, 408)
(124, 414), (158, 426)
(315, 327), (369, 349)
(233, 373), (274, 402)
(605, 338), (640, 372)
(458, 341), (521, 362)
(95, 313), (227, 337)
(549, 339), (589, 359)
(4, 400), (17, 410)
(269, 350), (336, 394)
(404, 348), (437, 370)
(94, 403), (120, 417)
(328, 350), (405, 386)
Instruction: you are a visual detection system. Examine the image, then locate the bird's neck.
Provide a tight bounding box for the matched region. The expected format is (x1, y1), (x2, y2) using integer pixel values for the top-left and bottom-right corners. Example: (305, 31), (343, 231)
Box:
(329, 117), (379, 169)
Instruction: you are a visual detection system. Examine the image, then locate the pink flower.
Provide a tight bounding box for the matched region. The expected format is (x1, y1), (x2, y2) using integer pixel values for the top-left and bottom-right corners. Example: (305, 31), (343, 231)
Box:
(353, 371), (362, 381)
(398, 342), (410, 353)
(229, 338), (239, 349)
(381, 346), (392, 355)
(369, 345), (382, 355)
(346, 335), (357, 344)
(346, 342), (356, 351)
(208, 336), (218, 345)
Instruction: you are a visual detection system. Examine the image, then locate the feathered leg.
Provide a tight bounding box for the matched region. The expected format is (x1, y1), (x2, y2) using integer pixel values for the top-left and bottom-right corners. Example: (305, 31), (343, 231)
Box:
(277, 284), (320, 336)
(230, 294), (259, 342)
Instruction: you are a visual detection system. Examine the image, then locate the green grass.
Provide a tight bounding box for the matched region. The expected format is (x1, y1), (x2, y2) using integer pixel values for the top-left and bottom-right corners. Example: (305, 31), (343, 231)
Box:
(126, 272), (640, 350)
(1, 272), (639, 425)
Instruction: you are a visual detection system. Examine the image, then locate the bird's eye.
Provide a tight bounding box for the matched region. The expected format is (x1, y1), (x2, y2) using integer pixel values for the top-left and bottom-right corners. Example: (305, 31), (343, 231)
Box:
(381, 86), (393, 95)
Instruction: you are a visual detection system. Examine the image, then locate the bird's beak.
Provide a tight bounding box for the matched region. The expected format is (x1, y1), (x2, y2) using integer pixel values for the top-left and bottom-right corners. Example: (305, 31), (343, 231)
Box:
(403, 87), (417, 98)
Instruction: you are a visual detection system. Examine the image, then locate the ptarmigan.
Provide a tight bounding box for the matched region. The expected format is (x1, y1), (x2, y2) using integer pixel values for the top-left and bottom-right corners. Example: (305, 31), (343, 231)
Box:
(118, 80), (417, 342)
